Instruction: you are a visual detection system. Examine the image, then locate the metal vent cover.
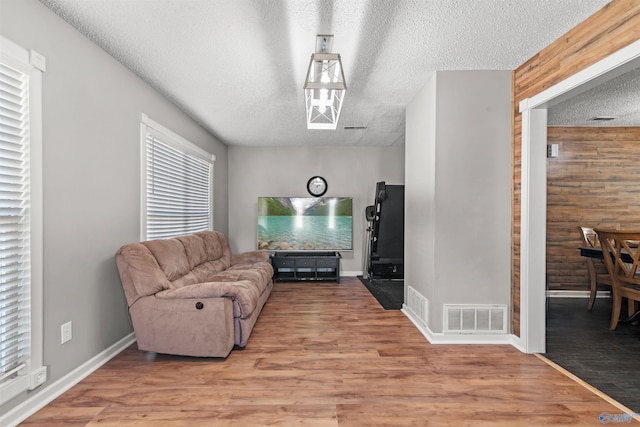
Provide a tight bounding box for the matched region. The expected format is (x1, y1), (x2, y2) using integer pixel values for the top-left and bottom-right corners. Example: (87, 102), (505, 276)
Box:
(444, 304), (507, 334)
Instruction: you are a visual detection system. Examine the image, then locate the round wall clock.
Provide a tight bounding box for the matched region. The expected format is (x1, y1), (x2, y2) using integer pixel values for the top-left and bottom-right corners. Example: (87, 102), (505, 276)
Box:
(307, 176), (328, 197)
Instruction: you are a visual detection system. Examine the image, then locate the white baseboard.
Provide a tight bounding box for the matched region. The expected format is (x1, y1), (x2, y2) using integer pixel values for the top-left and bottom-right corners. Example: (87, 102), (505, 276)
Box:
(1, 333), (136, 427)
(402, 290), (610, 353)
(509, 335), (528, 353)
(547, 290), (611, 298)
(402, 305), (513, 345)
(342, 270), (362, 277)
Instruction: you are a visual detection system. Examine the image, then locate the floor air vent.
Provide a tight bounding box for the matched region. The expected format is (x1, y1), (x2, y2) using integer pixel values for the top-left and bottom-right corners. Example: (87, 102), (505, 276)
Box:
(444, 305), (507, 334)
(406, 286), (428, 325)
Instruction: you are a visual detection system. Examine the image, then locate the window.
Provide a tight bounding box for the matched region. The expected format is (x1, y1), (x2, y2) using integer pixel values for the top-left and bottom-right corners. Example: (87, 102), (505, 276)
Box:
(140, 114), (215, 241)
(0, 36), (44, 406)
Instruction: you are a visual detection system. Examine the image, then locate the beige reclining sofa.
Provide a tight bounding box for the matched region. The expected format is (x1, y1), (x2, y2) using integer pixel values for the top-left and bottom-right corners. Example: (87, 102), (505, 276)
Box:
(115, 231), (273, 358)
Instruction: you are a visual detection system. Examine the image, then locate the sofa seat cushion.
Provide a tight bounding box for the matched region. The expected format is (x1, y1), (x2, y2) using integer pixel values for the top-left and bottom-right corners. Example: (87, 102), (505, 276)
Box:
(188, 259), (237, 285)
(231, 250), (270, 265)
(225, 262), (274, 294)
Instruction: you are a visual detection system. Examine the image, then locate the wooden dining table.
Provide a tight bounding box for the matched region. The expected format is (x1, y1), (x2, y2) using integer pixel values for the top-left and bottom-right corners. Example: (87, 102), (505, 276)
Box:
(580, 246), (606, 260)
(579, 245), (636, 263)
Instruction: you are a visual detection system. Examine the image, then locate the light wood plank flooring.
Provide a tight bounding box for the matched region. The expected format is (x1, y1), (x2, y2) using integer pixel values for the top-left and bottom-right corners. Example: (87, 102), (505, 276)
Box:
(21, 278), (633, 426)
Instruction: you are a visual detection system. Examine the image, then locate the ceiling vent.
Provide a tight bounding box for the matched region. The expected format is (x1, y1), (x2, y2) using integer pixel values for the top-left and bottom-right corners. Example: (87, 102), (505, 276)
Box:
(343, 125), (367, 130)
(590, 116), (617, 121)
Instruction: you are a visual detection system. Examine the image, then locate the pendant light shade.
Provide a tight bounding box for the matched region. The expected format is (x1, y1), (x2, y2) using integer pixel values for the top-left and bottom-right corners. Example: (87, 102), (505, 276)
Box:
(304, 36), (346, 130)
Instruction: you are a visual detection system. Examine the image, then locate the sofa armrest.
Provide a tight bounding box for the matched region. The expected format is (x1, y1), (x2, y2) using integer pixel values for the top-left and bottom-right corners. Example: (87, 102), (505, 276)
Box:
(231, 251), (270, 265)
(116, 243), (171, 307)
(155, 282), (240, 299)
(130, 295), (235, 357)
(155, 280), (260, 318)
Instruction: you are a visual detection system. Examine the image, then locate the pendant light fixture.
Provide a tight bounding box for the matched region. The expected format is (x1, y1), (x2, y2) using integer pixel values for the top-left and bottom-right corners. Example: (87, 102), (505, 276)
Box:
(304, 35), (347, 130)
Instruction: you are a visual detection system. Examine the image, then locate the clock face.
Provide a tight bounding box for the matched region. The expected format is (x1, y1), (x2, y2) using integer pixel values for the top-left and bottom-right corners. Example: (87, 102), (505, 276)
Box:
(307, 176), (327, 197)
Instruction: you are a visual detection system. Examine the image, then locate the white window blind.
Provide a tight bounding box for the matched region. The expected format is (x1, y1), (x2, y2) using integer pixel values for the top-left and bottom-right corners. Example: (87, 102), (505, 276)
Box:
(0, 62), (31, 384)
(141, 116), (214, 241)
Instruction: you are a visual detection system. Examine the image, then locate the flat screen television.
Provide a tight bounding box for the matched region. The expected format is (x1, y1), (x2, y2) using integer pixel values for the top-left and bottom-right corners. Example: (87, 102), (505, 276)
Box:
(257, 197), (353, 251)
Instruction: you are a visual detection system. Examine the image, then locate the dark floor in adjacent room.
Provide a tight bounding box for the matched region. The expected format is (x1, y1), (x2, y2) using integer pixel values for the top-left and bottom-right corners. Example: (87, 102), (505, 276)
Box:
(544, 297), (640, 412)
(357, 276), (404, 310)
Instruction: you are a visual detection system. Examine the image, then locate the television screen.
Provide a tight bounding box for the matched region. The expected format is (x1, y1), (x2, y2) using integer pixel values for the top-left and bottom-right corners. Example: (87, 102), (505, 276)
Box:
(257, 197), (353, 251)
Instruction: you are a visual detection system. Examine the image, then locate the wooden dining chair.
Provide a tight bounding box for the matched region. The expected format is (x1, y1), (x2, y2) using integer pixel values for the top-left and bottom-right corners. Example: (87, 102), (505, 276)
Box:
(594, 228), (640, 330)
(577, 226), (612, 310)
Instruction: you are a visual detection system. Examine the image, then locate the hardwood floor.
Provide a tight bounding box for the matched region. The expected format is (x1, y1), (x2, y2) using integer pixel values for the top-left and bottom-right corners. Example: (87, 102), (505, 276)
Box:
(21, 278), (634, 426)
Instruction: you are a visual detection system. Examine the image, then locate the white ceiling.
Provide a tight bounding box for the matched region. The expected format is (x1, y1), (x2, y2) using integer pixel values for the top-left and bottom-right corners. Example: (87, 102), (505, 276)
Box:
(548, 65), (640, 127)
(39, 0), (611, 146)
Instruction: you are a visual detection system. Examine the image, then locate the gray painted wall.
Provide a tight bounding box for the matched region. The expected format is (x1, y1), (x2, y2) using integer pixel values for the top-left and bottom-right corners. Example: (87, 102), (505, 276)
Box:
(405, 70), (512, 333)
(0, 0), (228, 413)
(405, 73), (437, 307)
(227, 145), (405, 273)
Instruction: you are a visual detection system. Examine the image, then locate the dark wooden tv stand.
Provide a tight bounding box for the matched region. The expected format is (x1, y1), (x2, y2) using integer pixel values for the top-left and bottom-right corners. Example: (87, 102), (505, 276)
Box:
(271, 251), (341, 283)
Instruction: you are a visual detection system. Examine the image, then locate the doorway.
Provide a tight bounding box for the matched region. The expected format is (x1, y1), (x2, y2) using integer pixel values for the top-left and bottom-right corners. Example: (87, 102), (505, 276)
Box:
(518, 40), (640, 354)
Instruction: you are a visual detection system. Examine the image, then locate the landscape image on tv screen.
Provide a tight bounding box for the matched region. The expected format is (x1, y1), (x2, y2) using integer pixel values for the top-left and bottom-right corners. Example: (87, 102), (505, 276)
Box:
(257, 197), (353, 251)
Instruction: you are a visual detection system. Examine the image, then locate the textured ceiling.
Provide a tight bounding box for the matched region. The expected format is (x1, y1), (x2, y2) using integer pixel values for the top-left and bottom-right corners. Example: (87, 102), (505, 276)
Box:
(39, 0), (612, 146)
(548, 64), (640, 127)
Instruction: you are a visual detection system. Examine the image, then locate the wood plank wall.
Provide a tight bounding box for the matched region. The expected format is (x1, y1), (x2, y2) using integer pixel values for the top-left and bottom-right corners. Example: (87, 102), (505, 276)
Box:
(546, 127), (640, 291)
(511, 0), (640, 336)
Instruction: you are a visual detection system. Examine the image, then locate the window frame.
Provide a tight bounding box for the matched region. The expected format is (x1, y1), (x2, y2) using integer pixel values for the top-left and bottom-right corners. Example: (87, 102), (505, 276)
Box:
(0, 36), (45, 406)
(139, 114), (215, 241)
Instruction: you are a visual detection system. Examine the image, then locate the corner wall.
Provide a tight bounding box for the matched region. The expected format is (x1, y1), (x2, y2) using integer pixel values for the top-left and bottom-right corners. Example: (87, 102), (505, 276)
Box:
(405, 73), (437, 314)
(405, 71), (512, 334)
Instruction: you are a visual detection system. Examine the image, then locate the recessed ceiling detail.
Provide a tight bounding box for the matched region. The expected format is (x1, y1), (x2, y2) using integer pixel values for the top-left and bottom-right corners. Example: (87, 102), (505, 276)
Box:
(548, 64), (640, 127)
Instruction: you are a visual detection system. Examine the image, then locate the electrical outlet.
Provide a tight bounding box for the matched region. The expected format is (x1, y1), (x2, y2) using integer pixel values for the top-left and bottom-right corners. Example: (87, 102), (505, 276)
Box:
(61, 321), (72, 344)
(28, 366), (47, 390)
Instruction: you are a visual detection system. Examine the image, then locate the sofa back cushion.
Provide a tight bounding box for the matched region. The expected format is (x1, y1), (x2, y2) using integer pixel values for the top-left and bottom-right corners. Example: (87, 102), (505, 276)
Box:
(149, 231), (234, 287)
(177, 234), (208, 269)
(143, 238), (191, 282)
(196, 231), (232, 267)
(116, 231), (236, 303)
